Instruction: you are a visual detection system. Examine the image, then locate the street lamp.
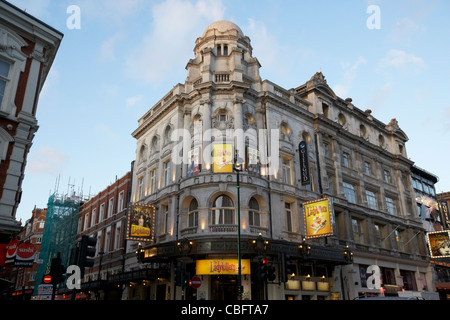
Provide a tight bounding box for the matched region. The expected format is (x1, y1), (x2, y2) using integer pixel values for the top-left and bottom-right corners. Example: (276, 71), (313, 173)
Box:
(233, 151), (243, 300)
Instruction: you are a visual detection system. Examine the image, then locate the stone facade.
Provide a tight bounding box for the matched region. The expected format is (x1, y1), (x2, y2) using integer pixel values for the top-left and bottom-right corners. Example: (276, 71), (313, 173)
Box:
(127, 21), (434, 300)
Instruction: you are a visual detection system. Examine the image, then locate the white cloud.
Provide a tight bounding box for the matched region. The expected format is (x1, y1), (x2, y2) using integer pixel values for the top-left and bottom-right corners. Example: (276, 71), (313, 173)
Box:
(28, 146), (68, 175)
(333, 56), (366, 98)
(124, 0), (225, 83)
(380, 49), (424, 69)
(126, 94), (143, 108)
(99, 33), (122, 62)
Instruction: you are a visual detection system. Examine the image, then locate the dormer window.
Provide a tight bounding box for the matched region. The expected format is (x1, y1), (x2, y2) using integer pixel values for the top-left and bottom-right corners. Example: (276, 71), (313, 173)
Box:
(218, 110), (228, 122)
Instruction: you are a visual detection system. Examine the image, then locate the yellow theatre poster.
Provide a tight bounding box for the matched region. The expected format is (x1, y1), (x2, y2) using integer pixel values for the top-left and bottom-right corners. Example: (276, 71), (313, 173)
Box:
(126, 203), (155, 242)
(303, 198), (333, 239)
(213, 144), (233, 173)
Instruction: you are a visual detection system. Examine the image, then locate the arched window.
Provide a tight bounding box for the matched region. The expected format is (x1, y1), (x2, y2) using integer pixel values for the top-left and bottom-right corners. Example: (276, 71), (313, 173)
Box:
(211, 195), (235, 225)
(188, 198), (198, 228)
(249, 197), (260, 227)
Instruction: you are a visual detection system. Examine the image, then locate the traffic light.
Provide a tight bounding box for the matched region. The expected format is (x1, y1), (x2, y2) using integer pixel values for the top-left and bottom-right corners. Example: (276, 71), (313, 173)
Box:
(49, 253), (66, 285)
(281, 254), (297, 282)
(78, 235), (97, 277)
(183, 270), (190, 289)
(258, 257), (269, 281)
(175, 267), (182, 286)
(267, 265), (276, 282)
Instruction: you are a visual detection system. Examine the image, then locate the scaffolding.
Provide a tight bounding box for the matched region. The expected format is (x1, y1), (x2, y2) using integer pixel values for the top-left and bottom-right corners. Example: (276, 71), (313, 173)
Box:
(33, 192), (81, 296)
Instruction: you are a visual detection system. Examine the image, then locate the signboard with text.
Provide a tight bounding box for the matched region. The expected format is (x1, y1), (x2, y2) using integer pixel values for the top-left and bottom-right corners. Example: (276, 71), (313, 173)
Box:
(299, 141), (310, 185)
(303, 198), (334, 239)
(196, 259), (251, 275)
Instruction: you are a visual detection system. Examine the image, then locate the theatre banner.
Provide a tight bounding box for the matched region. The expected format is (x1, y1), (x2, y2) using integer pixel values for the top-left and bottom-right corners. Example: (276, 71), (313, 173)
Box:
(213, 144), (233, 173)
(196, 259), (251, 275)
(426, 230), (450, 258)
(303, 198), (334, 239)
(126, 203), (155, 242)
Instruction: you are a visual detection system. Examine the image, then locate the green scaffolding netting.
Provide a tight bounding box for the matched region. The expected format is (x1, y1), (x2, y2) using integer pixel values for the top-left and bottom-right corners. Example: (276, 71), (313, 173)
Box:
(33, 193), (80, 296)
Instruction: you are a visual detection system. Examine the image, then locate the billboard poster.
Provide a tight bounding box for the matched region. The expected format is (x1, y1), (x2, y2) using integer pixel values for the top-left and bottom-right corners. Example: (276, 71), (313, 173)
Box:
(126, 203), (155, 242)
(426, 230), (450, 258)
(303, 198), (334, 239)
(187, 147), (200, 177)
(213, 144), (233, 173)
(14, 242), (37, 267)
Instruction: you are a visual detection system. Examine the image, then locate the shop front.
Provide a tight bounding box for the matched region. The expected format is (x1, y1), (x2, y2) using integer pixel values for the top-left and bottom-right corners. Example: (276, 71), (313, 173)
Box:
(137, 236), (351, 300)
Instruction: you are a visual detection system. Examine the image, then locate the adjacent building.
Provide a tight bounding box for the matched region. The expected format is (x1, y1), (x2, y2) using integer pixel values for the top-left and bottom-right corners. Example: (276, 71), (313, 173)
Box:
(77, 171), (132, 300)
(13, 207), (46, 299)
(127, 21), (433, 300)
(0, 0), (63, 243)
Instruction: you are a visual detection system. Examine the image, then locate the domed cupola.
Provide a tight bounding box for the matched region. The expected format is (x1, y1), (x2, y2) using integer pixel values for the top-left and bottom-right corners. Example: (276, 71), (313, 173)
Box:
(185, 20), (261, 91)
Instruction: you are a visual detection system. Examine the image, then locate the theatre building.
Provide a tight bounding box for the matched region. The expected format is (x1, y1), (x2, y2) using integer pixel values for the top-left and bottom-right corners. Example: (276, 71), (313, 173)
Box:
(126, 21), (432, 300)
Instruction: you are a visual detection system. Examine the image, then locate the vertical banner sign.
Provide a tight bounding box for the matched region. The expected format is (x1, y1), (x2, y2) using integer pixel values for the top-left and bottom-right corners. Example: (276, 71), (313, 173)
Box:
(247, 146), (260, 176)
(426, 231), (450, 258)
(187, 147), (200, 177)
(441, 201), (450, 230)
(299, 141), (310, 185)
(213, 144), (233, 173)
(126, 203), (155, 242)
(303, 198), (333, 239)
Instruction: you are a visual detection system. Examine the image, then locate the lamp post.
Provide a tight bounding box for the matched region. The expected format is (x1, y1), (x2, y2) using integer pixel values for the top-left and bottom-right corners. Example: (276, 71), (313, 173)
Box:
(233, 151), (243, 300)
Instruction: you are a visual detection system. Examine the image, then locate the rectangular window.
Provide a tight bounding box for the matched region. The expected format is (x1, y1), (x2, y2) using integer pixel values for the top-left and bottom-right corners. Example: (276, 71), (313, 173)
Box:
(0, 59), (11, 108)
(365, 190), (377, 210)
(364, 162), (371, 175)
(343, 182), (356, 204)
(118, 192), (124, 213)
(285, 202), (293, 232)
(137, 176), (144, 200)
(281, 157), (293, 185)
(163, 160), (171, 187)
(352, 218), (364, 244)
(342, 152), (351, 168)
(115, 225), (121, 250)
(149, 168), (156, 194)
(383, 170), (392, 184)
(385, 196), (396, 215)
(100, 203), (105, 221)
(162, 204), (169, 234)
(374, 224), (385, 248)
(91, 208), (97, 226)
(108, 198), (114, 217)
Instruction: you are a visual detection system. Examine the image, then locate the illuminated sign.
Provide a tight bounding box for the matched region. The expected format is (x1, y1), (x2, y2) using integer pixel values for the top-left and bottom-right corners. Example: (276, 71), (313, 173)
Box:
(126, 203), (155, 242)
(303, 198), (334, 239)
(426, 230), (450, 258)
(196, 259), (251, 275)
(213, 144), (233, 173)
(299, 141), (310, 185)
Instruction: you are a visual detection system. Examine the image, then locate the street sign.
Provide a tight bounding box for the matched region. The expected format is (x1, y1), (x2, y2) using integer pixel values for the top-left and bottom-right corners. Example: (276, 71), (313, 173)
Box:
(43, 274), (52, 284)
(191, 276), (202, 289)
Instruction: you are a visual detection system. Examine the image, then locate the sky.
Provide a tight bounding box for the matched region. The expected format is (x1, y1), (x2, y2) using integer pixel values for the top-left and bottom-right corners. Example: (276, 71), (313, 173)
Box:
(10, 0), (450, 223)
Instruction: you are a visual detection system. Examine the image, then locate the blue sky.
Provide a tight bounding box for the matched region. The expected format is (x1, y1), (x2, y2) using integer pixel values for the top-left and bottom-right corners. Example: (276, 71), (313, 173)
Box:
(10, 0), (450, 223)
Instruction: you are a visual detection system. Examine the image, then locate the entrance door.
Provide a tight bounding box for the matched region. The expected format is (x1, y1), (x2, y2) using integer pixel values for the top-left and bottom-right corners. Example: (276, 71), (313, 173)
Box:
(211, 275), (238, 300)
